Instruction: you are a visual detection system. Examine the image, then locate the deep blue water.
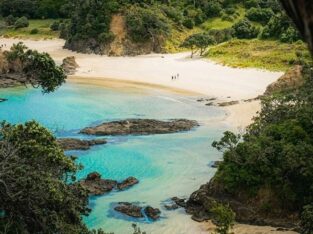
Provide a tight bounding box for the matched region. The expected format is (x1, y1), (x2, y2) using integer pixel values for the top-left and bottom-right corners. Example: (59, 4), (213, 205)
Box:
(0, 83), (228, 233)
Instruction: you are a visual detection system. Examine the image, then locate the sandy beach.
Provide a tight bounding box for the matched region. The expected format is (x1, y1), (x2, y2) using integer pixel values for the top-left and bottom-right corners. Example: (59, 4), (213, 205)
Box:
(0, 38), (283, 128)
(1, 38), (295, 233)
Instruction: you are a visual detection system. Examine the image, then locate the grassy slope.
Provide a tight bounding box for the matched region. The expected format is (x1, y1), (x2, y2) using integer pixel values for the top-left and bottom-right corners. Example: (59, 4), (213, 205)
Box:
(206, 39), (310, 71)
(0, 19), (59, 39)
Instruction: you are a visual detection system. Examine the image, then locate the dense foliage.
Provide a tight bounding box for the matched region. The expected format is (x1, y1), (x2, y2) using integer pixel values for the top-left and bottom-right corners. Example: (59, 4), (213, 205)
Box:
(5, 42), (66, 93)
(212, 61), (313, 226)
(211, 202), (235, 234)
(181, 33), (216, 56)
(0, 121), (90, 233)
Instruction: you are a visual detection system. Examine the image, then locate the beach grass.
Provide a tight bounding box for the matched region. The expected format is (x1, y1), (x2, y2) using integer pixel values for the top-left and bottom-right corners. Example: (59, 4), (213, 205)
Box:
(0, 19), (59, 39)
(206, 39), (311, 71)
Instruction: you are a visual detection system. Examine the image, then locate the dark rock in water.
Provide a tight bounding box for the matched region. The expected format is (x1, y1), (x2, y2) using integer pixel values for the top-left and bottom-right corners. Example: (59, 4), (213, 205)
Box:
(114, 202), (144, 218)
(114, 203), (161, 220)
(117, 177), (139, 190)
(144, 206), (161, 220)
(211, 161), (222, 168)
(218, 101), (239, 107)
(0, 98), (8, 102)
(164, 204), (179, 210)
(79, 172), (117, 196)
(80, 119), (199, 136)
(61, 56), (79, 75)
(57, 138), (107, 151)
(205, 102), (214, 106)
(172, 197), (186, 208)
(79, 172), (139, 196)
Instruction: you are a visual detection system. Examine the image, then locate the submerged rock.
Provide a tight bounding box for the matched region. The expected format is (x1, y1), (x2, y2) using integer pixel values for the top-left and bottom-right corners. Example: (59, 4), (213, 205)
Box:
(0, 98), (8, 102)
(144, 206), (161, 220)
(79, 172), (139, 196)
(117, 177), (139, 190)
(114, 202), (161, 220)
(218, 101), (239, 107)
(171, 197), (187, 208)
(114, 202), (143, 218)
(164, 204), (179, 210)
(80, 119), (199, 136)
(57, 138), (107, 151)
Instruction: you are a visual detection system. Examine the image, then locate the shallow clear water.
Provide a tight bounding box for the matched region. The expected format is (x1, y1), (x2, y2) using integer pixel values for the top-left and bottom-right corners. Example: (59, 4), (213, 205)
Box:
(0, 83), (228, 233)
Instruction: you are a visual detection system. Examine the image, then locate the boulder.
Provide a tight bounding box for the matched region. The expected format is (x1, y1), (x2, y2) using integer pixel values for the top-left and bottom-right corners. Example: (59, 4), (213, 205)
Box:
(61, 56), (79, 75)
(171, 197), (187, 208)
(80, 119), (199, 136)
(144, 206), (161, 220)
(164, 204), (179, 210)
(57, 138), (107, 151)
(114, 202), (144, 218)
(114, 203), (161, 220)
(117, 177), (139, 190)
(79, 172), (117, 196)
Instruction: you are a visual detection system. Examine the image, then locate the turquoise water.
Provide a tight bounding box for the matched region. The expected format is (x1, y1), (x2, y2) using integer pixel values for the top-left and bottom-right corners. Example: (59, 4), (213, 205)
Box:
(0, 83), (228, 233)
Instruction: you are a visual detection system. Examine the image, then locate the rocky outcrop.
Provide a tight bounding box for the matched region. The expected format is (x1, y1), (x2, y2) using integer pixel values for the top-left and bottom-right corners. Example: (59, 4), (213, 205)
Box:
(265, 65), (303, 95)
(185, 180), (299, 228)
(79, 172), (117, 196)
(114, 202), (161, 220)
(0, 73), (28, 88)
(114, 202), (144, 218)
(218, 101), (239, 107)
(79, 172), (139, 196)
(61, 56), (79, 75)
(80, 119), (199, 136)
(117, 177), (139, 190)
(57, 138), (107, 151)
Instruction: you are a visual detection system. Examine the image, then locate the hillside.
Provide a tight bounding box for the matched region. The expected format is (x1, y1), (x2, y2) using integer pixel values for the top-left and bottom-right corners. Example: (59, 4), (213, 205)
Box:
(0, 0), (310, 70)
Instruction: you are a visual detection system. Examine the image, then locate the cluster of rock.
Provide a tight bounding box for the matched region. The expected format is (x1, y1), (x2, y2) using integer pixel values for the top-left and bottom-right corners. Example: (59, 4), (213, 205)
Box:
(80, 119), (199, 136)
(114, 202), (161, 221)
(79, 172), (139, 196)
(57, 138), (107, 151)
(184, 180), (298, 229)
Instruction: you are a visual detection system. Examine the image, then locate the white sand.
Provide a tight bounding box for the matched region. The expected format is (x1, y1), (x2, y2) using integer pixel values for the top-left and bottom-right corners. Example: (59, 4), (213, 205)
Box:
(0, 38), (296, 233)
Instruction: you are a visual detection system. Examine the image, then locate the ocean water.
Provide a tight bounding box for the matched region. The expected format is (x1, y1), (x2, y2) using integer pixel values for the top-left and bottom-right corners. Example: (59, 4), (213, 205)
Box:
(0, 83), (228, 234)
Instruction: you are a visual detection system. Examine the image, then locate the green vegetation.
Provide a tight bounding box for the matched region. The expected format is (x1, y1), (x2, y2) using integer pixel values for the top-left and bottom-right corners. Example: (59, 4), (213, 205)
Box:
(206, 39), (310, 71)
(212, 59), (313, 229)
(5, 42), (66, 93)
(0, 19), (59, 39)
(211, 202), (235, 234)
(181, 32), (216, 57)
(0, 121), (91, 233)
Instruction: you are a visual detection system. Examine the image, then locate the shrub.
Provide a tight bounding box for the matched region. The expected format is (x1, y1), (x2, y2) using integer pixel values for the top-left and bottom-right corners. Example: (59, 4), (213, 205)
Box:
(205, 0), (222, 17)
(4, 14), (16, 26)
(246, 7), (274, 24)
(183, 18), (194, 29)
(211, 202), (235, 234)
(301, 204), (313, 234)
(207, 28), (234, 43)
(30, 28), (39, 34)
(244, 0), (259, 8)
(232, 18), (259, 39)
(14, 16), (29, 29)
(50, 21), (60, 31)
(280, 27), (301, 43)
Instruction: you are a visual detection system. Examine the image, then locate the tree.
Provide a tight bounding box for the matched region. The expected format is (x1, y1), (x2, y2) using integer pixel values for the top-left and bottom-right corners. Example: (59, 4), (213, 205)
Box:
(0, 121), (91, 233)
(181, 33), (216, 57)
(300, 204), (313, 234)
(5, 42), (66, 93)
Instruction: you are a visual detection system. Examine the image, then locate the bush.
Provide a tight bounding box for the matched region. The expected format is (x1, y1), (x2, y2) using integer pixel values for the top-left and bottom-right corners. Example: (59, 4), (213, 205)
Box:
(50, 21), (60, 31)
(211, 202), (235, 234)
(30, 28), (39, 34)
(244, 0), (259, 8)
(4, 14), (16, 26)
(301, 204), (313, 234)
(205, 0), (222, 17)
(232, 18), (259, 39)
(280, 27), (301, 43)
(14, 16), (29, 29)
(183, 18), (194, 29)
(207, 28), (234, 43)
(246, 7), (274, 24)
